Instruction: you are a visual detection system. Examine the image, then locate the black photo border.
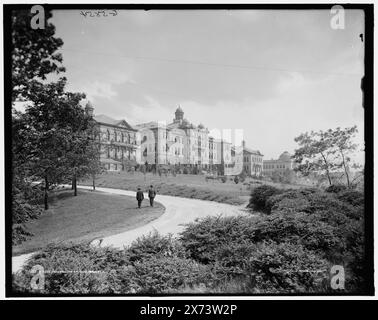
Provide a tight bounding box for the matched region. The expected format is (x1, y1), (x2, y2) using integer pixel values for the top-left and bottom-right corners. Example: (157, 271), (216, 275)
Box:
(3, 3), (374, 299)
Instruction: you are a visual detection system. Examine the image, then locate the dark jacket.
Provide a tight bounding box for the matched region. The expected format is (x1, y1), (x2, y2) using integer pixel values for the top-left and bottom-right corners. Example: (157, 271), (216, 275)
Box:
(136, 190), (144, 201)
(148, 188), (156, 198)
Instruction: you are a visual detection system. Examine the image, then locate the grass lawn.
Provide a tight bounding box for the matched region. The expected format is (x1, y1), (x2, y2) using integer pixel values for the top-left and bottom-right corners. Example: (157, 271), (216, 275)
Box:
(13, 188), (165, 256)
(81, 172), (300, 206)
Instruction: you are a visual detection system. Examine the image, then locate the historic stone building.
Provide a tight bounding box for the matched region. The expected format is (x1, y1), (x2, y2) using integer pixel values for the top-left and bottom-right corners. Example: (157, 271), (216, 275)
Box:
(87, 103), (265, 175)
(263, 151), (294, 175)
(242, 141), (264, 176)
(85, 102), (138, 171)
(135, 106), (211, 168)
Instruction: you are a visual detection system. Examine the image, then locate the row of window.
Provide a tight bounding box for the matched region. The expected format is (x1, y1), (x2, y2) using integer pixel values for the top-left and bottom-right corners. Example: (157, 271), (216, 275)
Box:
(243, 156), (262, 163)
(264, 163), (288, 169)
(105, 146), (135, 160)
(103, 129), (135, 144)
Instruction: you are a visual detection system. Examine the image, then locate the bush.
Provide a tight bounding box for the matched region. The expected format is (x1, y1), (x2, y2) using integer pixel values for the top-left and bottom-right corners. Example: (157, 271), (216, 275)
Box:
(337, 189), (364, 207)
(130, 256), (211, 293)
(221, 177), (227, 183)
(12, 198), (42, 244)
(180, 216), (255, 264)
(127, 231), (186, 262)
(251, 212), (348, 257)
(325, 184), (347, 194)
(13, 243), (131, 294)
(248, 185), (282, 213)
(246, 241), (329, 293)
(234, 176), (239, 184)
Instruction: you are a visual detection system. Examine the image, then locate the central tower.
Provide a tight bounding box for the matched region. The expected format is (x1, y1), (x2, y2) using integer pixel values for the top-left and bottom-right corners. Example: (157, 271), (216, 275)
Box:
(174, 105), (184, 123)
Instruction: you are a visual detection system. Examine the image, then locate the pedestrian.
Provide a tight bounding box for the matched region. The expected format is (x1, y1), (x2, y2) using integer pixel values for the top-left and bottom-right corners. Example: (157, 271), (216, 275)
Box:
(148, 185), (156, 207)
(136, 187), (144, 208)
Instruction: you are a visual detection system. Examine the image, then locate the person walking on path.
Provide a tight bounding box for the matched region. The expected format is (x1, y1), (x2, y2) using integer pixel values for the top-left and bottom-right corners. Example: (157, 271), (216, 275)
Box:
(136, 187), (144, 208)
(148, 185), (157, 207)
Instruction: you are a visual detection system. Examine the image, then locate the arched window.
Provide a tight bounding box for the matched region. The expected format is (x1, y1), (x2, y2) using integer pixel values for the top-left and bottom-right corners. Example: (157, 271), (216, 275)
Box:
(114, 131), (117, 142)
(121, 133), (124, 143)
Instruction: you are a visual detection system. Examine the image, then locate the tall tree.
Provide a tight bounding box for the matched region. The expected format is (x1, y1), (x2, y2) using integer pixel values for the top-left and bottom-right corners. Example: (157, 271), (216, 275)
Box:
(12, 9), (65, 103)
(293, 130), (336, 186)
(294, 127), (360, 187)
(327, 126), (359, 188)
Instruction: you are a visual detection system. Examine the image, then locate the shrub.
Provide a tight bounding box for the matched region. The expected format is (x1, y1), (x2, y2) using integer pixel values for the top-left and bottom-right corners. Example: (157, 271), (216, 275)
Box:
(180, 216), (255, 264)
(251, 212), (346, 256)
(234, 176), (239, 184)
(325, 184), (347, 194)
(248, 185), (282, 213)
(221, 177), (227, 183)
(13, 243), (131, 294)
(12, 198), (42, 244)
(127, 231), (186, 262)
(130, 255), (211, 294)
(337, 189), (364, 207)
(246, 241), (329, 293)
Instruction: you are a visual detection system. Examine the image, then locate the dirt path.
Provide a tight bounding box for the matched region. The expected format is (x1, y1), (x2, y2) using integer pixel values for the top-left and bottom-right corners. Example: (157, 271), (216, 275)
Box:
(12, 186), (248, 273)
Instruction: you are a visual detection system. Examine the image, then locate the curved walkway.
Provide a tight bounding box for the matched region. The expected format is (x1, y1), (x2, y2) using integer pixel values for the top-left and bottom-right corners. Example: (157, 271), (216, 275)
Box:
(12, 186), (247, 273)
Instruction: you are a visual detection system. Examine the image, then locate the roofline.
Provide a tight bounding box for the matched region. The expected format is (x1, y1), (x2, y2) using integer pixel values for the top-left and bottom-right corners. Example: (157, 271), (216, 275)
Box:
(95, 121), (138, 131)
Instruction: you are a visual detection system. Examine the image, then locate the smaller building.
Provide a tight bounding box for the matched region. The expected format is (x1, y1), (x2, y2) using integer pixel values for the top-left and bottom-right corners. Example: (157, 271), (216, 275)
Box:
(263, 151), (294, 175)
(86, 102), (138, 171)
(242, 141), (264, 176)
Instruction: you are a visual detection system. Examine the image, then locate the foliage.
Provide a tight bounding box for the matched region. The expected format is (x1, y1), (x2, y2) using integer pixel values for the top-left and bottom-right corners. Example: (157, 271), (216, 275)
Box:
(127, 231), (186, 263)
(337, 189), (364, 207)
(325, 184), (347, 194)
(247, 184), (282, 212)
(246, 241), (329, 293)
(12, 9), (65, 102)
(180, 216), (255, 264)
(13, 243), (131, 294)
(130, 256), (211, 294)
(293, 127), (360, 187)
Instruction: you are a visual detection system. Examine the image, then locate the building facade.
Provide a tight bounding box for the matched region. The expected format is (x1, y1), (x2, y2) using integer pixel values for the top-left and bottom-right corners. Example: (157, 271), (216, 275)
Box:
(263, 151), (294, 175)
(135, 107), (211, 168)
(88, 103), (265, 175)
(242, 141), (264, 176)
(86, 102), (138, 171)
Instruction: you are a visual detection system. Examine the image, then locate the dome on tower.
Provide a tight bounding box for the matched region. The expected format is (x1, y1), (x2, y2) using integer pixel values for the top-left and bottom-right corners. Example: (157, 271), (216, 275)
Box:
(278, 151), (292, 161)
(85, 101), (94, 116)
(174, 105), (184, 122)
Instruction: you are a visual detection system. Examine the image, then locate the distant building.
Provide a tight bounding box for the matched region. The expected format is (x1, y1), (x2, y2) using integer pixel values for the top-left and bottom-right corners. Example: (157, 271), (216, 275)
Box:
(86, 102), (138, 171)
(135, 107), (213, 168)
(241, 141), (264, 176)
(263, 151), (294, 175)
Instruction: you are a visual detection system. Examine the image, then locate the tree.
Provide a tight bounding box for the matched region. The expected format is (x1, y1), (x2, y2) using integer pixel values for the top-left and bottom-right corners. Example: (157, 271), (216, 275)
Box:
(327, 126), (359, 188)
(12, 9), (65, 103)
(293, 130), (337, 186)
(294, 127), (360, 187)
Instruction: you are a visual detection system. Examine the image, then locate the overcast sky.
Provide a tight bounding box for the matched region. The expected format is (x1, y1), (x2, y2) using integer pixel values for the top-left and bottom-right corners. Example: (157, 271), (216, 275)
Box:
(51, 9), (364, 160)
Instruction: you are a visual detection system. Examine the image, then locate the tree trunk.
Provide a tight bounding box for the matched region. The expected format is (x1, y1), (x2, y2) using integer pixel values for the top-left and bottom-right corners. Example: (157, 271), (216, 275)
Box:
(320, 152), (332, 186)
(74, 174), (77, 196)
(340, 150), (350, 188)
(92, 175), (96, 191)
(71, 178), (74, 189)
(44, 176), (49, 210)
